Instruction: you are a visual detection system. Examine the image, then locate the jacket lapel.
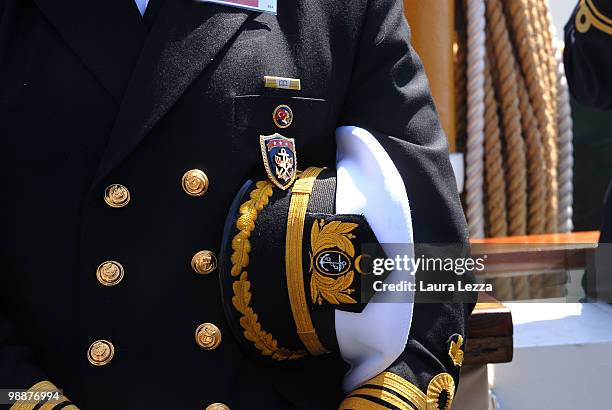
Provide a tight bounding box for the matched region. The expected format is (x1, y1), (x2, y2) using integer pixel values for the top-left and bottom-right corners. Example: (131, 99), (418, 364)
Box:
(34, 0), (147, 102)
(92, 1), (253, 187)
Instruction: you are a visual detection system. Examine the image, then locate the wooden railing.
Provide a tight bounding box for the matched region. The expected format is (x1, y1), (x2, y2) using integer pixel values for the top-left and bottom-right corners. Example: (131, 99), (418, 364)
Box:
(465, 292), (513, 365)
(464, 231), (600, 365)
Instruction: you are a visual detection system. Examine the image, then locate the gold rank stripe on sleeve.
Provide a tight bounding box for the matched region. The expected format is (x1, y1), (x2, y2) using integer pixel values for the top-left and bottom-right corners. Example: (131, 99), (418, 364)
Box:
(9, 380), (78, 410)
(576, 0), (612, 35)
(345, 387), (417, 410)
(339, 395), (401, 410)
(39, 401), (78, 410)
(285, 166), (329, 356)
(339, 371), (456, 410)
(365, 372), (427, 410)
(264, 76), (301, 91)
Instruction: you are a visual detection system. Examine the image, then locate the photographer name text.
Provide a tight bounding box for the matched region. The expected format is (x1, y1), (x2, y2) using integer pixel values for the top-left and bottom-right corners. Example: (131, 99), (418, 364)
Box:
(372, 280), (492, 292)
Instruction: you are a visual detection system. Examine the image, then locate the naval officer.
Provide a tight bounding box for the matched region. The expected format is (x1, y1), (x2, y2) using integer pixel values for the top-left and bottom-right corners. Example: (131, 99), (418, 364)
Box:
(565, 0), (612, 303)
(0, 0), (473, 408)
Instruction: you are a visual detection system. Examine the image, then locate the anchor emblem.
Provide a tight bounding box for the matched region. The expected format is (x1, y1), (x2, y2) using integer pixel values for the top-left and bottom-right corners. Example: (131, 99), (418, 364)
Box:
(260, 133), (298, 190)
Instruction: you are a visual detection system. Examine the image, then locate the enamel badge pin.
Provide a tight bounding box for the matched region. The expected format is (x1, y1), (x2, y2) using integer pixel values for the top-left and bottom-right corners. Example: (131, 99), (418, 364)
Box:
(272, 105), (293, 128)
(259, 133), (297, 190)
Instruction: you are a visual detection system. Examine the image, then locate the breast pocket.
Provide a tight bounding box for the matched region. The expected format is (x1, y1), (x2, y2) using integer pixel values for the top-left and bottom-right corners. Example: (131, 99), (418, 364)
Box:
(232, 95), (333, 176)
(234, 94), (329, 135)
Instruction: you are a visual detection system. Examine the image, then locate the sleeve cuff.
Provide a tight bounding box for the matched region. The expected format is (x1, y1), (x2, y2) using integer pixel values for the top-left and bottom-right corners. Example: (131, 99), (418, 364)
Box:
(339, 371), (455, 410)
(9, 380), (78, 410)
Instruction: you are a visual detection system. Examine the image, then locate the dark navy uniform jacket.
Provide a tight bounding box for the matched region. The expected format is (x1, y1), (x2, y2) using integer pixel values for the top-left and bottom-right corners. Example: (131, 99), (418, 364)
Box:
(565, 0), (612, 111)
(565, 0), (612, 301)
(0, 0), (471, 408)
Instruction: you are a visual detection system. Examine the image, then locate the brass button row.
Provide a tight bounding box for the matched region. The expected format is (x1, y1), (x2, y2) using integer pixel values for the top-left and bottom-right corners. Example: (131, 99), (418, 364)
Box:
(191, 250), (218, 275)
(96, 170), (219, 368)
(104, 184), (130, 208)
(87, 323), (221, 367)
(95, 249), (216, 287)
(182, 169), (209, 197)
(206, 403), (230, 410)
(96, 261), (124, 286)
(87, 340), (115, 366)
(103, 169), (208, 209)
(195, 323), (222, 350)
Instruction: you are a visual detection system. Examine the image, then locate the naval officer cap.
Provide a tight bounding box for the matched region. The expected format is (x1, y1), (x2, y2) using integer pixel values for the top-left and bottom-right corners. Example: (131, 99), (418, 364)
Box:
(219, 166), (385, 361)
(219, 127), (465, 410)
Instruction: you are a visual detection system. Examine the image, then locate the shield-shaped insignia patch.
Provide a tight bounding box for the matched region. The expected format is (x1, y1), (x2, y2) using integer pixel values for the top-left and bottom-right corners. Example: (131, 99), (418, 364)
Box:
(259, 133), (298, 190)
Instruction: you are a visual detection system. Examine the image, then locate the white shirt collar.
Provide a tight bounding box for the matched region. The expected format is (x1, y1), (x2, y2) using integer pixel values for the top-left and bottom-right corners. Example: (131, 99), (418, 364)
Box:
(134, 0), (149, 16)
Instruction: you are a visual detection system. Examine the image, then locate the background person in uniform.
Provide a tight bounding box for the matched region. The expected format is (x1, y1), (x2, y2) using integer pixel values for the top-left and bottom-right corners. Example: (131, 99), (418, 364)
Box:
(0, 0), (472, 408)
(565, 0), (612, 301)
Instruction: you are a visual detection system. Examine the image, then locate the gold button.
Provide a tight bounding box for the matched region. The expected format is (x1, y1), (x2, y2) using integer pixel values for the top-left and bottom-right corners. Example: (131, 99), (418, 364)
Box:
(206, 404), (230, 410)
(195, 323), (221, 350)
(104, 184), (130, 208)
(87, 340), (114, 366)
(191, 250), (217, 275)
(182, 169), (209, 197)
(96, 261), (124, 286)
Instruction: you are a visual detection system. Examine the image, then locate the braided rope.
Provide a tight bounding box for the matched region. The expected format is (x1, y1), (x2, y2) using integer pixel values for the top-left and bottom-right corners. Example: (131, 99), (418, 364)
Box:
(531, 0), (558, 234)
(461, 0), (569, 241)
(553, 37), (574, 233)
(520, 0), (557, 234)
(539, 3), (561, 228)
(485, 0), (527, 235)
(527, 0), (551, 110)
(517, 64), (548, 234)
(538, 5), (567, 298)
(465, 0), (487, 239)
(539, 0), (559, 141)
(507, 0), (559, 233)
(482, 40), (514, 298)
(483, 47), (508, 237)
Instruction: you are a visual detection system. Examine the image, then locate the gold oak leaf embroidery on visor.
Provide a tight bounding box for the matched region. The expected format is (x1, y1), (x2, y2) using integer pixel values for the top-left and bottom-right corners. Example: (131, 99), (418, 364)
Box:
(230, 180), (306, 360)
(309, 219), (358, 305)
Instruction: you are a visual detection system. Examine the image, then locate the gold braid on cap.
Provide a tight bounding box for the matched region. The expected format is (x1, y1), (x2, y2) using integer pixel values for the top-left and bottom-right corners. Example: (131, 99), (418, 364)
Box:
(285, 166), (329, 356)
(230, 180), (306, 360)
